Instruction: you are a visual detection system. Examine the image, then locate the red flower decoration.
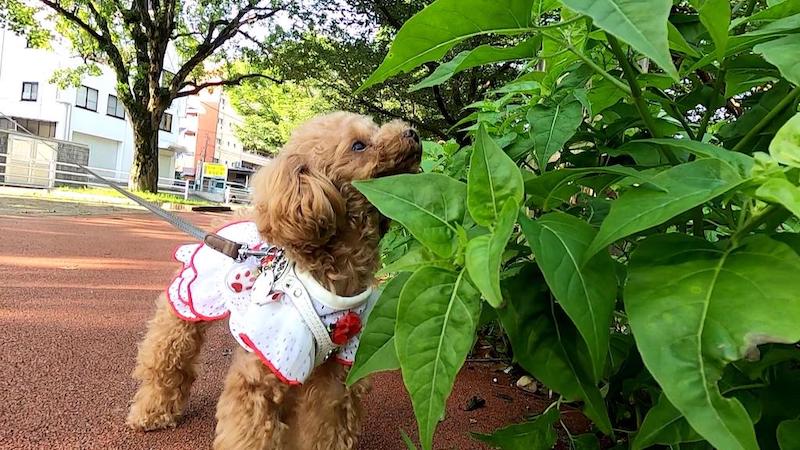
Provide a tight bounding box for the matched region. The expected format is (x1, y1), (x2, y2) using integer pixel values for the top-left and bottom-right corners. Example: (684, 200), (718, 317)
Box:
(331, 312), (362, 345)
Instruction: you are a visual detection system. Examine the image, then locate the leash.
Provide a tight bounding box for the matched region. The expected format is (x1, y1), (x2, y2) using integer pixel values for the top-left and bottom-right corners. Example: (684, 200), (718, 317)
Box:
(78, 164), (266, 261)
(0, 110), (262, 262)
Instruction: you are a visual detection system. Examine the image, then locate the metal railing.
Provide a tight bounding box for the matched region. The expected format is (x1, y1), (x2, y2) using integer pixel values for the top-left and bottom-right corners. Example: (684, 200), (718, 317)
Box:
(0, 158), (192, 199)
(224, 185), (252, 205)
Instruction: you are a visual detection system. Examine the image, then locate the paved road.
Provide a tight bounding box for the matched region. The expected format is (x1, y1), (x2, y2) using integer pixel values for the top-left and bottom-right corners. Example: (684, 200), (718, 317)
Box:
(0, 207), (570, 450)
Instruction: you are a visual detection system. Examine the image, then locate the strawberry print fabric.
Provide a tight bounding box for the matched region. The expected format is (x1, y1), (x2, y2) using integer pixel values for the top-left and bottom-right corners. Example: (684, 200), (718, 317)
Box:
(166, 221), (376, 385)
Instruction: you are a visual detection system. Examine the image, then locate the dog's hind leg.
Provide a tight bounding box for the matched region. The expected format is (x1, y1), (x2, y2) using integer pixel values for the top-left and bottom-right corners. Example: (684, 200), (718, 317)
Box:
(126, 293), (208, 431)
(287, 360), (371, 450)
(213, 348), (291, 450)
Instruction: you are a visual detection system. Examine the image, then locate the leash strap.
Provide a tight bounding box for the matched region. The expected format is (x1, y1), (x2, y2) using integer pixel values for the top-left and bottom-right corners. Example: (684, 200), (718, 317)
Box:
(78, 163), (243, 260)
(285, 266), (339, 365)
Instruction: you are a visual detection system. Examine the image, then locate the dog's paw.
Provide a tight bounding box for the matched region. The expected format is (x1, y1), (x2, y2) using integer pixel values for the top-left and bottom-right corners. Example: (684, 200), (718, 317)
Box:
(125, 408), (180, 432)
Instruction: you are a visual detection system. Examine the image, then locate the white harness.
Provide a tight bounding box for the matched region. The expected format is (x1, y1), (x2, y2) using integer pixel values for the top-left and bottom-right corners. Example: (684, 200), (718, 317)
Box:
(167, 221), (375, 384)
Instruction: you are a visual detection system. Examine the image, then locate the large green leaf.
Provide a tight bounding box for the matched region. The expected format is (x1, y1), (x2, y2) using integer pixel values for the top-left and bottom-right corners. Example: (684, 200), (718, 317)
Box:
(757, 177), (800, 218)
(754, 35), (800, 86)
(718, 82), (797, 152)
(586, 159), (743, 258)
(625, 234), (800, 450)
(527, 95), (584, 171)
(668, 22), (701, 57)
(694, 0), (730, 59)
(378, 244), (453, 276)
(358, 0), (535, 92)
(471, 406), (559, 449)
(586, 77), (629, 114)
(465, 200), (518, 308)
(561, 0), (678, 79)
(629, 138), (755, 176)
(524, 165), (668, 210)
(346, 272), (411, 386)
(521, 212), (616, 381)
(497, 263), (612, 433)
(724, 54), (780, 97)
(468, 125), (524, 226)
(742, 12), (800, 36)
(354, 173), (466, 258)
(730, 0), (800, 28)
(778, 419), (800, 450)
(411, 36), (541, 92)
(770, 113), (800, 168)
(396, 267), (482, 450)
(633, 393), (703, 450)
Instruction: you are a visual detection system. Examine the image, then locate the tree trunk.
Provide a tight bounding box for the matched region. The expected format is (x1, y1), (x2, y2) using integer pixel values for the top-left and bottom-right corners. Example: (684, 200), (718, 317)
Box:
(130, 116), (160, 193)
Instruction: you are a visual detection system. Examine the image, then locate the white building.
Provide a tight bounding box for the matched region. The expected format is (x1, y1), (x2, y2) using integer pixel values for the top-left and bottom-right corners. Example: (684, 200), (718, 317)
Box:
(0, 27), (186, 182)
(175, 86), (270, 188)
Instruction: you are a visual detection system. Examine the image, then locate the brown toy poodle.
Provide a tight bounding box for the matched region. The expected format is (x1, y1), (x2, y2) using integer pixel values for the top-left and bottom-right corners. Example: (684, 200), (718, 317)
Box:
(126, 112), (422, 449)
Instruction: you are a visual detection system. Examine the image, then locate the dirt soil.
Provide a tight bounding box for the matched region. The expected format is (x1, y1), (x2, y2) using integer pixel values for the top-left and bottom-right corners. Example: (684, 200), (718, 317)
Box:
(0, 200), (590, 450)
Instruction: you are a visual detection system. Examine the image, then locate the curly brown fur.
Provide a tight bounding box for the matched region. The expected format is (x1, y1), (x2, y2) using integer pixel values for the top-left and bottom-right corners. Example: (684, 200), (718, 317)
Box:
(213, 349), (292, 450)
(252, 112), (421, 296)
(127, 111), (420, 449)
(126, 293), (208, 430)
(285, 360), (372, 450)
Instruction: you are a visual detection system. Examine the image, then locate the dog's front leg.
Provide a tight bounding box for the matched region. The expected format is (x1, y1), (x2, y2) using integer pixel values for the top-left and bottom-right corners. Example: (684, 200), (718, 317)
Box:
(287, 360), (371, 450)
(213, 348), (291, 450)
(126, 293), (208, 431)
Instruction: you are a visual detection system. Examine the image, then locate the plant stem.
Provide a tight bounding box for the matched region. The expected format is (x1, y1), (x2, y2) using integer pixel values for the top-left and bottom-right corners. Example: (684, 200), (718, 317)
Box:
(666, 101), (697, 140)
(732, 86), (800, 153)
(693, 206), (704, 237)
(606, 34), (679, 164)
(696, 69), (726, 140)
(568, 46), (631, 95)
(540, 32), (631, 95)
(731, 204), (790, 245)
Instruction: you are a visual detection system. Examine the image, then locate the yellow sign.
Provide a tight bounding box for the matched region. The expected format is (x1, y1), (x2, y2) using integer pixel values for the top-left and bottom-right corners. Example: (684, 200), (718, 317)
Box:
(203, 162), (227, 178)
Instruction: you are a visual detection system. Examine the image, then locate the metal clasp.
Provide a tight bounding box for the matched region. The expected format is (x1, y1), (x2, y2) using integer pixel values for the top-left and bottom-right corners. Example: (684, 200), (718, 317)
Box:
(237, 247), (270, 262)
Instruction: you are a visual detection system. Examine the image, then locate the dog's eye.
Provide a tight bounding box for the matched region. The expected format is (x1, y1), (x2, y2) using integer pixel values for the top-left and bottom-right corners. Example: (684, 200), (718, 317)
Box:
(351, 141), (367, 152)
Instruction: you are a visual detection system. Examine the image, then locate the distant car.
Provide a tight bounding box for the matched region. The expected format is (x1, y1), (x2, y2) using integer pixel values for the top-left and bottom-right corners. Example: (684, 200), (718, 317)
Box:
(224, 182), (252, 204)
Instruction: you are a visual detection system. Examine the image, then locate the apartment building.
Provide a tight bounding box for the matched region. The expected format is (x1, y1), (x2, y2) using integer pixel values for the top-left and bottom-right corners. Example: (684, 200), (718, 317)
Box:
(175, 86), (270, 188)
(0, 27), (186, 182)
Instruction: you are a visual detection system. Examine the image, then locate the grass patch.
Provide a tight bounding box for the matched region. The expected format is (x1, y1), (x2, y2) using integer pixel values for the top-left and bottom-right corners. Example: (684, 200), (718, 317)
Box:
(56, 186), (212, 206)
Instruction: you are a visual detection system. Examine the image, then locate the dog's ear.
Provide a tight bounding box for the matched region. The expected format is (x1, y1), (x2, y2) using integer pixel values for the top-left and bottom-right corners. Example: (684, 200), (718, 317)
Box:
(253, 154), (345, 250)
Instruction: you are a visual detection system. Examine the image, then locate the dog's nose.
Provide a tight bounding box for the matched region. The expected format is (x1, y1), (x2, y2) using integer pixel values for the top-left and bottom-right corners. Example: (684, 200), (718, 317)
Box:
(403, 128), (419, 144)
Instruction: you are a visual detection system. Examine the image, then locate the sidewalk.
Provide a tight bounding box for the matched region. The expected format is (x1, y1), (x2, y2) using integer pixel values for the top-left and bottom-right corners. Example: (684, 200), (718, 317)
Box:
(0, 186), (239, 216)
(0, 209), (562, 449)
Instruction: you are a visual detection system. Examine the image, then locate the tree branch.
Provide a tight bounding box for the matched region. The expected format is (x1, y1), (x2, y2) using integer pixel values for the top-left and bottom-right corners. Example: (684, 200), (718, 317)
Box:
(432, 85), (456, 125)
(40, 0), (103, 41)
(175, 73), (282, 98)
(41, 1), (132, 100)
(168, 3), (284, 98)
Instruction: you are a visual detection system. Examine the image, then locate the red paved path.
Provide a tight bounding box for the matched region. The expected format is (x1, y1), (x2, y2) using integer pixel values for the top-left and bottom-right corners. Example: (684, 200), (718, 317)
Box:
(0, 211), (560, 450)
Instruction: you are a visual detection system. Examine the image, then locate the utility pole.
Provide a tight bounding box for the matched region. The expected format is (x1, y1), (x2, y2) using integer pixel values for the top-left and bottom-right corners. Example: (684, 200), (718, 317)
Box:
(198, 133), (209, 191)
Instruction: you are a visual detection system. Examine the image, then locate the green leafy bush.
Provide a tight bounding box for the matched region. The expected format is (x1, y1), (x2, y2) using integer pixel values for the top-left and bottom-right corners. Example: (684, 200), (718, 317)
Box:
(349, 1), (800, 449)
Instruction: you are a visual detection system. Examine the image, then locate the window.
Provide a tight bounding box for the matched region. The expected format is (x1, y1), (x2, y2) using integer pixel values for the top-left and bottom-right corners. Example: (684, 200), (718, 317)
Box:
(159, 112), (173, 132)
(21, 82), (38, 101)
(106, 94), (125, 119)
(76, 85), (98, 111)
(5, 117), (56, 138)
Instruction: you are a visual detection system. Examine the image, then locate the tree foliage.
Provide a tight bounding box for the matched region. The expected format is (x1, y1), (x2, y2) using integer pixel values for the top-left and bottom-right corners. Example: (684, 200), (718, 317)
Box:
(227, 71), (331, 155)
(348, 0), (800, 449)
(249, 0), (525, 142)
(0, 0), (285, 192)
